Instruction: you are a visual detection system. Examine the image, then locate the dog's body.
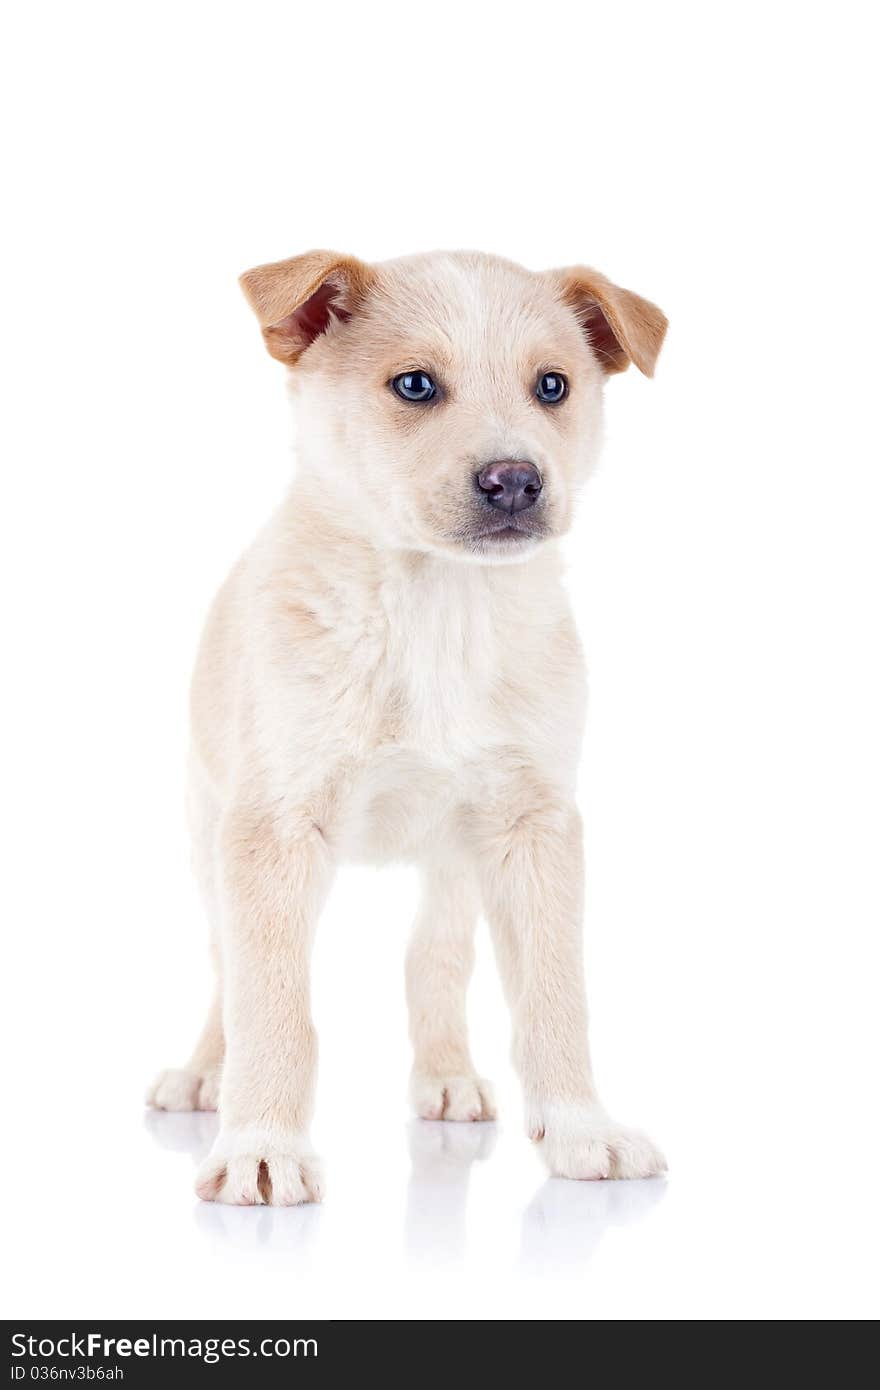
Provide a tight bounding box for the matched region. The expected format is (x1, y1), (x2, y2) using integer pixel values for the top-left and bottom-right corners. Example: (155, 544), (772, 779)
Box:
(147, 250), (668, 1204)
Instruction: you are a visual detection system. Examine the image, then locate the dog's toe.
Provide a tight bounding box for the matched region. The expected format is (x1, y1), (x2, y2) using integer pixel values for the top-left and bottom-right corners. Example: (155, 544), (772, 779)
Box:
(195, 1130), (323, 1206)
(410, 1072), (497, 1122)
(531, 1101), (666, 1180)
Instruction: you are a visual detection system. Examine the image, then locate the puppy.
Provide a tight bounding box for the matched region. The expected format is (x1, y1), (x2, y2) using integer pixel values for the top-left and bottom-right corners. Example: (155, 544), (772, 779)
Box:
(147, 249), (668, 1205)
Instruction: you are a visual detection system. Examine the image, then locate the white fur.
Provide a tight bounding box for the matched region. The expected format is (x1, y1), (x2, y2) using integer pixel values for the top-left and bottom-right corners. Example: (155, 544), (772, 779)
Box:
(147, 250), (667, 1203)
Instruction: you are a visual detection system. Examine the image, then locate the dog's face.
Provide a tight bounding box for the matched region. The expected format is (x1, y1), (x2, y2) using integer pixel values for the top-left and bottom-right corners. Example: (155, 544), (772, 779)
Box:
(241, 251), (666, 563)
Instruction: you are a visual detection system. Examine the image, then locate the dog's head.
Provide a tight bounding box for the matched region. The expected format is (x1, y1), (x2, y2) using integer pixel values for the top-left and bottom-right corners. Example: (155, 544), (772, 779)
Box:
(240, 250), (666, 563)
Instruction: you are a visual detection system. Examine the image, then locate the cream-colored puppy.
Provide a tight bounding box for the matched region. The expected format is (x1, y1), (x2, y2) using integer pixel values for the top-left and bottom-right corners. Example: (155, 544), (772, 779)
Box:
(147, 249), (668, 1205)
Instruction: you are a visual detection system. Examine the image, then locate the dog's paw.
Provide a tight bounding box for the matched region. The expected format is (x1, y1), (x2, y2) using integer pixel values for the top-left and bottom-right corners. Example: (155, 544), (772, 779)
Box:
(146, 1067), (221, 1113)
(194, 1126), (323, 1206)
(410, 1072), (497, 1122)
(530, 1102), (666, 1180)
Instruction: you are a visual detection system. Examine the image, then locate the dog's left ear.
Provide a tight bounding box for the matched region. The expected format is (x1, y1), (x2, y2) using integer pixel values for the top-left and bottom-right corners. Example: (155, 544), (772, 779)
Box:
(239, 250), (374, 365)
(552, 266), (668, 377)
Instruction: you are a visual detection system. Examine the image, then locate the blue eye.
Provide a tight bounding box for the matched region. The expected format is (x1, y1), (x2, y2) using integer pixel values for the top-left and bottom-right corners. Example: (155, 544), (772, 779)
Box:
(392, 370), (437, 403)
(536, 372), (567, 404)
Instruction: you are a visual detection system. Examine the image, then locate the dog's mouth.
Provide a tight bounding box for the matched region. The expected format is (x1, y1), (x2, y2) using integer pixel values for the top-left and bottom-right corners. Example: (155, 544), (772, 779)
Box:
(440, 499), (552, 556)
(480, 526), (532, 542)
(472, 515), (546, 544)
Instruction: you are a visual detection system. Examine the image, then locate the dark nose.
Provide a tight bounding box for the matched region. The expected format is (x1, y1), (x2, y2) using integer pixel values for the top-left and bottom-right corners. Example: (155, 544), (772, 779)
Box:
(476, 460), (543, 514)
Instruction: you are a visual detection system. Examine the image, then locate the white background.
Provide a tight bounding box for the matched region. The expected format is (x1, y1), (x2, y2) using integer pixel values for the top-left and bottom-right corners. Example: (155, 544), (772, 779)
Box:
(2, 1), (878, 1321)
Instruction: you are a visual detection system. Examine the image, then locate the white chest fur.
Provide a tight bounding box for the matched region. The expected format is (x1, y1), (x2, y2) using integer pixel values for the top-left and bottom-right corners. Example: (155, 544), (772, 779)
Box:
(332, 561), (496, 863)
(378, 559), (494, 759)
(247, 529), (577, 863)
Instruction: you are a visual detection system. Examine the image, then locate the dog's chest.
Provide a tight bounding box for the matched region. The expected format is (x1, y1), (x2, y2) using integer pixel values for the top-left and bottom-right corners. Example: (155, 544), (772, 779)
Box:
(374, 563), (495, 758)
(324, 568), (496, 862)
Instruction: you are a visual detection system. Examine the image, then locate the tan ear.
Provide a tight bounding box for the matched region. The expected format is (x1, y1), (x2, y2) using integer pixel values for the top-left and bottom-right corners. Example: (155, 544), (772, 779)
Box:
(239, 250), (374, 365)
(553, 266), (667, 377)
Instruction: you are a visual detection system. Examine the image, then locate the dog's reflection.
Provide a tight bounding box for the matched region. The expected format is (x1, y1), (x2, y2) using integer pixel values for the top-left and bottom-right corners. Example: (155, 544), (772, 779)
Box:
(521, 1174), (667, 1273)
(405, 1118), (666, 1272)
(193, 1190), (324, 1255)
(144, 1109), (666, 1271)
(143, 1107), (218, 1158)
(405, 1119), (498, 1265)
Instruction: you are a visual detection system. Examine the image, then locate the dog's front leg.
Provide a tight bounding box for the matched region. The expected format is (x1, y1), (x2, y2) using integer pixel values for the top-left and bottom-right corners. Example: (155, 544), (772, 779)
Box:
(478, 791), (665, 1180)
(194, 808), (331, 1205)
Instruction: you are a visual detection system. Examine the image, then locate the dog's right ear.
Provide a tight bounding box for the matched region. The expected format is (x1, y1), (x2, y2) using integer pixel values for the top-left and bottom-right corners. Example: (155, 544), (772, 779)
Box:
(239, 250), (374, 365)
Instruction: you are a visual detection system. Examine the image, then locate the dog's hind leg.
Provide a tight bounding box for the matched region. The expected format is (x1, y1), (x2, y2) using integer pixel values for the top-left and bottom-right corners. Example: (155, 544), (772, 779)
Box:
(147, 946), (224, 1112)
(147, 762), (225, 1112)
(406, 859), (496, 1122)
